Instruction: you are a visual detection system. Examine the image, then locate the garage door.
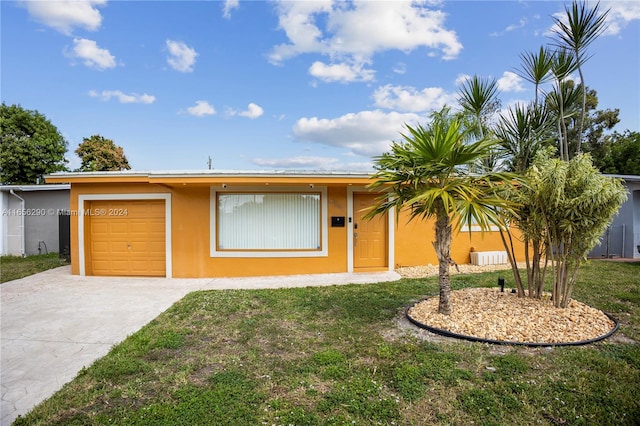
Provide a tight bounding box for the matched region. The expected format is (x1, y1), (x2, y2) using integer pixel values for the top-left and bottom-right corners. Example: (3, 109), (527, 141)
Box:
(87, 200), (166, 277)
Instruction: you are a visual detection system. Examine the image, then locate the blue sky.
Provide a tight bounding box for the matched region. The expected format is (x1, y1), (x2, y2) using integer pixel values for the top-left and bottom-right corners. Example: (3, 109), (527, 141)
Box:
(2, 0), (639, 172)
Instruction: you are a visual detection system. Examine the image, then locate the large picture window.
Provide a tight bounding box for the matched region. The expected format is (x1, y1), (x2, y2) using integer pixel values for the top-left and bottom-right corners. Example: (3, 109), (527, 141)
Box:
(211, 188), (328, 257)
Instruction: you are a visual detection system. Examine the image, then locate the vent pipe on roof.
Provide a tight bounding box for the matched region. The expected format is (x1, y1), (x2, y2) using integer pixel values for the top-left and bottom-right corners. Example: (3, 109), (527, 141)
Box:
(9, 190), (26, 257)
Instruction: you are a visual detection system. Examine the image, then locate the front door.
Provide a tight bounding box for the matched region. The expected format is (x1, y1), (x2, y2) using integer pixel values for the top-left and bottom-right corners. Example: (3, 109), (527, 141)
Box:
(353, 193), (388, 270)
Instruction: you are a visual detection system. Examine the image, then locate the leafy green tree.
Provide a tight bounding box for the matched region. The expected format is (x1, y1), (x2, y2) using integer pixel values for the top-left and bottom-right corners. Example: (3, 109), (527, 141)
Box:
(75, 135), (131, 171)
(0, 103), (68, 184)
(601, 131), (640, 175)
(502, 151), (627, 307)
(366, 108), (515, 315)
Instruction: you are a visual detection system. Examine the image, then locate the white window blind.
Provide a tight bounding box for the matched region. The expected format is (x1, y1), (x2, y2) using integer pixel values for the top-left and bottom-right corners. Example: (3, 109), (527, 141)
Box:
(217, 193), (321, 250)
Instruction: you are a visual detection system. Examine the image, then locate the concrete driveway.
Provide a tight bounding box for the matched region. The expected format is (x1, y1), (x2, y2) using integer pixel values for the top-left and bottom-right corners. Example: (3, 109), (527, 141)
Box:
(1, 266), (399, 425)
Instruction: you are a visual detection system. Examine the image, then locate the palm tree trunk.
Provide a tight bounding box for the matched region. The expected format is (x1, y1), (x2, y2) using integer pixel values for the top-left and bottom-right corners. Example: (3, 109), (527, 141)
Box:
(576, 66), (586, 154)
(434, 200), (453, 315)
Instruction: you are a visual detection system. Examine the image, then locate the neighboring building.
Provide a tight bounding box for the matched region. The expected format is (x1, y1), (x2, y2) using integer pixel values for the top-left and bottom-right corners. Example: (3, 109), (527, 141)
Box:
(0, 184), (70, 256)
(45, 170), (524, 278)
(589, 175), (640, 259)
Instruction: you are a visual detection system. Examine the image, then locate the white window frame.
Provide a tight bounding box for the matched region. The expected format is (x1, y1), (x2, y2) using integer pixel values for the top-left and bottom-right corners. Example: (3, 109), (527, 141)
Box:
(460, 216), (501, 232)
(210, 186), (328, 258)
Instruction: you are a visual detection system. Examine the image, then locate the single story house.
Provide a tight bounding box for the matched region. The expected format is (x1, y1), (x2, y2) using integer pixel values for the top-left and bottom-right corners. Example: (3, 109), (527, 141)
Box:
(589, 175), (640, 259)
(45, 170), (523, 278)
(0, 184), (70, 257)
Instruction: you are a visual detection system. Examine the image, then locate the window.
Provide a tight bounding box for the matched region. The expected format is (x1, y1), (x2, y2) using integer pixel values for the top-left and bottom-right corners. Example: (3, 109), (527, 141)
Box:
(210, 187), (328, 257)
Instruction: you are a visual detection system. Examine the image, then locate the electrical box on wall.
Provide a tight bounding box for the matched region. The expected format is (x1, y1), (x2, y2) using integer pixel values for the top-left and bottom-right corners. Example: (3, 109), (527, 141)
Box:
(331, 216), (345, 227)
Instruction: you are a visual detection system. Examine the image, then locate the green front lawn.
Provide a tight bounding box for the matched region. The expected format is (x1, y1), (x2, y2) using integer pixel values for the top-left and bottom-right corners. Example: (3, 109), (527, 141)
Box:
(1, 253), (68, 283)
(14, 261), (640, 425)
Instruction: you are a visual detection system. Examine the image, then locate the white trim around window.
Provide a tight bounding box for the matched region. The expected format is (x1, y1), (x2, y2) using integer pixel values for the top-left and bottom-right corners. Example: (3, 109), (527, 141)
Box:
(210, 186), (328, 258)
(77, 193), (172, 278)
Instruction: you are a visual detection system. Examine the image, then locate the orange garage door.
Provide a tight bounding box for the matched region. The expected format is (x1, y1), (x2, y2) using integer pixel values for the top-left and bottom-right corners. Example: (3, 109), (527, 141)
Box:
(87, 200), (166, 277)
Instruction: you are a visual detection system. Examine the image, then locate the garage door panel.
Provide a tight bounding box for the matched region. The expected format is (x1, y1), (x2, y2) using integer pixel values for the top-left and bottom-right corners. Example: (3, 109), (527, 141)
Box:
(88, 199), (166, 277)
(148, 242), (166, 252)
(91, 241), (110, 253)
(109, 222), (128, 234)
(92, 221), (109, 232)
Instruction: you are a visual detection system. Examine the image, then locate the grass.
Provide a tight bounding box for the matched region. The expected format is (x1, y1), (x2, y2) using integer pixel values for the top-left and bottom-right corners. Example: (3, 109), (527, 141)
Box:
(1, 253), (68, 283)
(13, 260), (640, 425)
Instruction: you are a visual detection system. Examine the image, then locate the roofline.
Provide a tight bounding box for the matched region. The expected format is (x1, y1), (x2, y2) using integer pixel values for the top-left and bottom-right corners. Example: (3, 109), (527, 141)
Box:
(45, 169), (375, 184)
(0, 184), (70, 192)
(46, 169), (373, 178)
(604, 174), (640, 183)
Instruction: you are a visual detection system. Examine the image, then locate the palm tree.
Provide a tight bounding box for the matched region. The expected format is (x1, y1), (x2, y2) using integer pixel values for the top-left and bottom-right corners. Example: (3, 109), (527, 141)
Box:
(549, 49), (580, 161)
(366, 108), (515, 315)
(458, 75), (499, 140)
(552, 0), (609, 154)
(517, 46), (555, 107)
(458, 75), (501, 172)
(495, 102), (554, 173)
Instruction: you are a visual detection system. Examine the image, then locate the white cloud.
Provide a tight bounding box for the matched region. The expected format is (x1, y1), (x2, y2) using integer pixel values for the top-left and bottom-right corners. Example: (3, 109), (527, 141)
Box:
(21, 0), (105, 35)
(252, 156), (340, 169)
(269, 0), (462, 77)
(372, 84), (456, 112)
(309, 61), (375, 83)
(222, 0), (239, 19)
(239, 103), (264, 119)
(185, 100), (216, 117)
(603, 1), (640, 35)
(89, 90), (155, 104)
(293, 109), (422, 157)
(393, 62), (407, 75)
(455, 73), (471, 86)
(490, 17), (528, 37)
(548, 1), (639, 38)
(166, 40), (198, 72)
(252, 155), (373, 171)
(227, 103), (264, 119)
(67, 38), (116, 70)
(497, 71), (526, 92)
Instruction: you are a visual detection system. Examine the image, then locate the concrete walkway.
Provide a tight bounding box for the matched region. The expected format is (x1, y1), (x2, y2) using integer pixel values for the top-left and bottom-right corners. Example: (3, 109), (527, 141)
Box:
(0, 266), (400, 425)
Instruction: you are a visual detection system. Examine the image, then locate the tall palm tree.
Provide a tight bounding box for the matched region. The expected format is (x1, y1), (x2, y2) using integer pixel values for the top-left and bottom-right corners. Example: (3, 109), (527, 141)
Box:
(552, 0), (609, 154)
(458, 75), (499, 140)
(517, 46), (555, 107)
(366, 108), (515, 315)
(495, 102), (554, 173)
(549, 49), (580, 161)
(458, 75), (501, 172)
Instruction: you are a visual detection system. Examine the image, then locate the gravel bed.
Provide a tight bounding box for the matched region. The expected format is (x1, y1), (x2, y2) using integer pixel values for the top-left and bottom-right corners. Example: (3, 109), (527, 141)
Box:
(396, 262), (517, 279)
(397, 263), (617, 345)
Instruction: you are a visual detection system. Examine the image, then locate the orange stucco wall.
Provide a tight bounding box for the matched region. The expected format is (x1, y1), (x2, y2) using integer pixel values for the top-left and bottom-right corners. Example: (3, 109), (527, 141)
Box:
(68, 182), (524, 278)
(393, 209), (525, 267)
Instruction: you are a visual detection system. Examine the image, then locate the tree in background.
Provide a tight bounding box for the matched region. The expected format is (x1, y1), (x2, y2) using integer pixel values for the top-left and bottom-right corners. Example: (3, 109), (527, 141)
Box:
(75, 135), (131, 171)
(599, 131), (640, 175)
(0, 103), (68, 184)
(366, 108), (515, 315)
